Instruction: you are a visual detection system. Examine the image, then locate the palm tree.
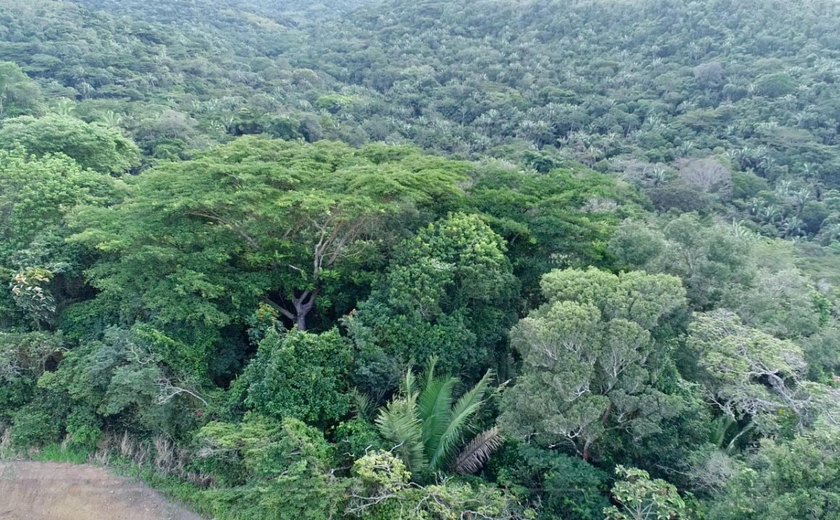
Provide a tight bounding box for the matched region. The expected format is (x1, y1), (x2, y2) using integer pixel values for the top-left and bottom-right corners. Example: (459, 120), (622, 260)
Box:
(374, 359), (502, 479)
(99, 110), (123, 128)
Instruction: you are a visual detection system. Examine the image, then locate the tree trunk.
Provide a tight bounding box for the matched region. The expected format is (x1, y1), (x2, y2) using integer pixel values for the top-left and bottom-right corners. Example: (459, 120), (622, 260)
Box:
(289, 289), (318, 331)
(295, 312), (307, 331)
(602, 402), (612, 426)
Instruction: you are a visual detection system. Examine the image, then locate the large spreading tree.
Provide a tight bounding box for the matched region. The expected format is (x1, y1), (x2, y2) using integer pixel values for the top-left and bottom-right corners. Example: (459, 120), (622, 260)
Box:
(70, 137), (469, 375)
(499, 267), (688, 461)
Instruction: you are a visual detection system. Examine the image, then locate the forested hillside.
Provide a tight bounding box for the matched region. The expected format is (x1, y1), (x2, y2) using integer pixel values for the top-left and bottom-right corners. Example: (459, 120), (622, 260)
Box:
(1, 0), (839, 518)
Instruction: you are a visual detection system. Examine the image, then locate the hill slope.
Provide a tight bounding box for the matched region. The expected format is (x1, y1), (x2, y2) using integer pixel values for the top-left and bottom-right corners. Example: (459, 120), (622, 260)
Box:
(2, 0), (839, 240)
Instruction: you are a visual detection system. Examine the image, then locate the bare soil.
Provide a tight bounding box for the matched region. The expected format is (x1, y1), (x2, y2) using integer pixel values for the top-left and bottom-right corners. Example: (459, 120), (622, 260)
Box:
(0, 461), (204, 520)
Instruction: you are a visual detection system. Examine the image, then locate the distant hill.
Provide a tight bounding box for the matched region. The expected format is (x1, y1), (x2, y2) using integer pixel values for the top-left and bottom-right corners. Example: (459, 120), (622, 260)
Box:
(2, 0), (839, 239)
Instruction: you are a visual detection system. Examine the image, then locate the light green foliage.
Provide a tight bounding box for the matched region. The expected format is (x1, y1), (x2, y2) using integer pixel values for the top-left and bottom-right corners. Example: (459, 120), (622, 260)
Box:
(351, 481), (530, 520)
(612, 216), (832, 340)
(316, 94), (356, 113)
(707, 421), (840, 519)
(803, 323), (840, 382)
(196, 415), (335, 484)
(236, 328), (352, 427)
(500, 268), (687, 460)
(687, 310), (809, 431)
(729, 237), (836, 339)
(70, 137), (467, 368)
(348, 451), (531, 520)
(0, 114), (139, 174)
(735, 267), (825, 339)
(604, 466), (688, 520)
(0, 148), (118, 262)
(374, 360), (497, 478)
(195, 414), (281, 485)
(539, 268), (686, 330)
(407, 213), (514, 310)
(0, 331), (63, 380)
(9, 268), (57, 329)
(0, 62), (43, 118)
(1, 1), (840, 518)
(352, 450), (412, 494)
(753, 73), (797, 98)
(0, 148), (120, 330)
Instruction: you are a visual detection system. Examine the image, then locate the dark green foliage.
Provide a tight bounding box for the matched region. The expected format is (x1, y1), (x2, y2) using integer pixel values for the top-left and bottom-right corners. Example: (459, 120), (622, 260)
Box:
(38, 327), (205, 439)
(349, 213), (517, 383)
(7, 386), (71, 448)
(610, 215), (755, 310)
(335, 417), (383, 463)
(9, 406), (62, 447)
(0, 332), (64, 422)
(5, 0), (840, 236)
(803, 324), (840, 382)
(236, 328), (353, 427)
(0, 62), (43, 118)
(195, 415), (349, 519)
(492, 443), (610, 520)
(466, 165), (643, 304)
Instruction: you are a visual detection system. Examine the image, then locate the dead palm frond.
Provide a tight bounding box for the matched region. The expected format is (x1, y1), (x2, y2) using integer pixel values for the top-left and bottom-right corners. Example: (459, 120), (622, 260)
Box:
(454, 426), (504, 475)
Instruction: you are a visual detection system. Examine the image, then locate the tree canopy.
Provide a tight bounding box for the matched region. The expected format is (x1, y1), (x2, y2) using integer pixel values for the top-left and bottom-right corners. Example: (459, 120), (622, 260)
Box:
(2, 1), (840, 519)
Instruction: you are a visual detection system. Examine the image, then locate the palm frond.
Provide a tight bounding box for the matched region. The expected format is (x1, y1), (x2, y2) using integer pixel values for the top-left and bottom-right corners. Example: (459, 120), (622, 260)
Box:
(423, 356), (439, 389)
(428, 369), (494, 470)
(400, 366), (418, 398)
(375, 394), (425, 474)
(454, 426), (503, 475)
(350, 387), (374, 420)
(709, 416), (735, 448)
(418, 374), (457, 456)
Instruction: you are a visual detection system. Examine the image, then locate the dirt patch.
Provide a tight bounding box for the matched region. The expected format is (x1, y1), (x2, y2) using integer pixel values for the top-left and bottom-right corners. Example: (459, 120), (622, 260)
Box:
(0, 461), (204, 520)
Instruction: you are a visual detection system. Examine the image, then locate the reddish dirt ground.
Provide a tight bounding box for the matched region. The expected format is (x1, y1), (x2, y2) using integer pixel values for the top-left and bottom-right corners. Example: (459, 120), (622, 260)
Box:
(0, 461), (204, 520)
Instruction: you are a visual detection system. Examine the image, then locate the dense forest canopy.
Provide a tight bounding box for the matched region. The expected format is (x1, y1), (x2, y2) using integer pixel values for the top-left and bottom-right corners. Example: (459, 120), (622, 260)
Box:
(1, 0), (839, 518)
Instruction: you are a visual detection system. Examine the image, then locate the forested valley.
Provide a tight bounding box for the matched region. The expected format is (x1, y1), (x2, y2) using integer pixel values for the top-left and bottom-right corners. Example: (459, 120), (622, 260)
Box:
(2, 0), (840, 518)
